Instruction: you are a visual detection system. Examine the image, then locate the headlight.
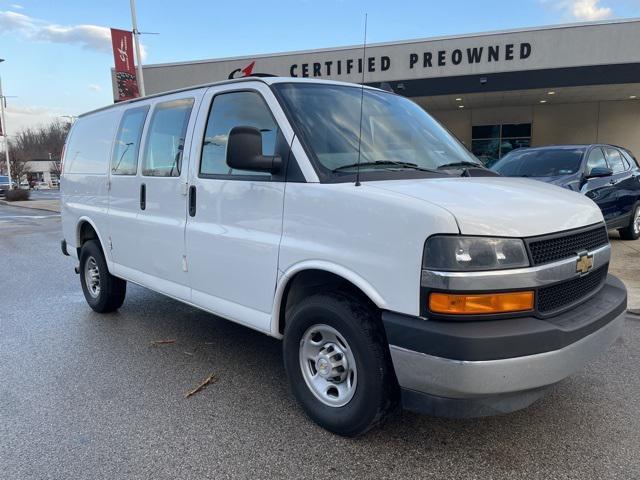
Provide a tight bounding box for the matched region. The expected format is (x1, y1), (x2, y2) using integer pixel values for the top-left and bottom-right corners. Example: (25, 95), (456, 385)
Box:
(423, 236), (529, 271)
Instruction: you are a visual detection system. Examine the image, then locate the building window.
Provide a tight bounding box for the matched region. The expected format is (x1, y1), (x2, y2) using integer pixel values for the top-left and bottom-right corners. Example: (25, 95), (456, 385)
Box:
(471, 123), (531, 167)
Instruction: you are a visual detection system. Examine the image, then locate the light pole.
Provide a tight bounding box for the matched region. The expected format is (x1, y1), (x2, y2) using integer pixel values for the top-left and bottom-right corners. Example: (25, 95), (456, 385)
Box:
(0, 59), (13, 188)
(130, 0), (146, 96)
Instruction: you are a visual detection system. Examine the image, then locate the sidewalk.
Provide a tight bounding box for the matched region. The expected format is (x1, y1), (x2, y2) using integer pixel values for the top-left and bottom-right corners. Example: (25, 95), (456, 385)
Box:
(0, 199), (60, 213)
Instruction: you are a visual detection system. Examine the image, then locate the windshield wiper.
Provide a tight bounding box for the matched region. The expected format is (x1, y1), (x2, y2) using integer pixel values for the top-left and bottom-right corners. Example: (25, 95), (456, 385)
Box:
(332, 160), (438, 173)
(437, 161), (485, 170)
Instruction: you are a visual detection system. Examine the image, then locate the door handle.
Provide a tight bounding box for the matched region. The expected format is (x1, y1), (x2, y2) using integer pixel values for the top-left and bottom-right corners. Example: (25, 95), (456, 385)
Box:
(140, 183), (146, 210)
(609, 179), (618, 185)
(188, 185), (196, 217)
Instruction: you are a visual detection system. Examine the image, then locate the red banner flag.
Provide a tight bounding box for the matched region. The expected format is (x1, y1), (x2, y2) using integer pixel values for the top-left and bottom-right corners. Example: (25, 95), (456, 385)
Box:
(110, 28), (140, 102)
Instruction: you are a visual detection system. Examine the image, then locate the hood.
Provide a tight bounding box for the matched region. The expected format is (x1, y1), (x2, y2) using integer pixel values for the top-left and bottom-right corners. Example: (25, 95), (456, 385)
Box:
(367, 177), (603, 237)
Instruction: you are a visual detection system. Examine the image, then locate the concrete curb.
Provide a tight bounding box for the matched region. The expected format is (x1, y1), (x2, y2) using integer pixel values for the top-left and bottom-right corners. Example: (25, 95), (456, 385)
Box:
(0, 199), (60, 213)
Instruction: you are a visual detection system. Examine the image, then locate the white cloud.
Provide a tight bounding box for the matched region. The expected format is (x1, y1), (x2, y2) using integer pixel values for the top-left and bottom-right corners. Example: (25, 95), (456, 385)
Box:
(2, 104), (63, 134)
(0, 10), (33, 31)
(0, 10), (147, 59)
(569, 0), (612, 20)
(10, 4), (23, 9)
(543, 0), (613, 21)
(6, 104), (59, 116)
(38, 23), (113, 53)
(138, 43), (148, 62)
(88, 84), (102, 92)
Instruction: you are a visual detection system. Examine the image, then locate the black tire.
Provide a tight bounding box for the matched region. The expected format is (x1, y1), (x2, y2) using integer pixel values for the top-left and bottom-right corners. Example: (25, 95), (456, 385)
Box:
(79, 239), (126, 313)
(283, 291), (399, 436)
(618, 203), (640, 240)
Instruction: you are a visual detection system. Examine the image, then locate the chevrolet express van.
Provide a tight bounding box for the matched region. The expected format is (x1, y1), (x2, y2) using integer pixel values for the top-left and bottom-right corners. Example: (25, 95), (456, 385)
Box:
(61, 77), (627, 436)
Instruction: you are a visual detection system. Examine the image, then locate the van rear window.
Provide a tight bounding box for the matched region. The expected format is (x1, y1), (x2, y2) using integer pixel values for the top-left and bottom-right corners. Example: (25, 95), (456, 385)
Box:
(64, 110), (119, 175)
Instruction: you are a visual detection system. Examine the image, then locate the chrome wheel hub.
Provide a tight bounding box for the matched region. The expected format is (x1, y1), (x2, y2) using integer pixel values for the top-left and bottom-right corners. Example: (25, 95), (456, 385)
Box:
(84, 256), (101, 298)
(634, 207), (640, 235)
(299, 324), (357, 407)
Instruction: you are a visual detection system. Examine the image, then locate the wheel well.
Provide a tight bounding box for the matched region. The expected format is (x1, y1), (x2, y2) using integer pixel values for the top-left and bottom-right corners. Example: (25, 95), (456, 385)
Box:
(278, 269), (378, 335)
(76, 221), (99, 256)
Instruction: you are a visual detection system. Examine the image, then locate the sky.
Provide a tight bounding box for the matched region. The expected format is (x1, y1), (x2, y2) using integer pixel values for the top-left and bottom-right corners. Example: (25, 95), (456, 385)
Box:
(0, 0), (639, 134)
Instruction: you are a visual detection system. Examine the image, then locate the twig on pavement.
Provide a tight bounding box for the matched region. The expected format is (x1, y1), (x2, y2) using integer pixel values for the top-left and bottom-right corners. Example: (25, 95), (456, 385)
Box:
(185, 373), (217, 398)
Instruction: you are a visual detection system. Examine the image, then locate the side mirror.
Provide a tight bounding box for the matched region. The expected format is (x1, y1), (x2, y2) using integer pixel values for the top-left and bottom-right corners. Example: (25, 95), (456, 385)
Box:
(586, 166), (613, 179)
(226, 126), (281, 173)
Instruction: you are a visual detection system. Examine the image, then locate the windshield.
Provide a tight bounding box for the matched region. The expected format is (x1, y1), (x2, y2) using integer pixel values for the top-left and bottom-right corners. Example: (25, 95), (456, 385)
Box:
(492, 148), (585, 177)
(0, 176), (9, 183)
(274, 83), (481, 178)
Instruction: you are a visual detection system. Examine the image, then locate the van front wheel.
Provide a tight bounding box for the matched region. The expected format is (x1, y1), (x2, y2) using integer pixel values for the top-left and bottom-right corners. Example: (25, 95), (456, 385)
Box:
(79, 239), (126, 313)
(282, 292), (399, 436)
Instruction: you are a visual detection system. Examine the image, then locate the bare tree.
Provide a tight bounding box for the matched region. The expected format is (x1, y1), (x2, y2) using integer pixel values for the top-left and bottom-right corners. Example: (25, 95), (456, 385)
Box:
(6, 121), (70, 184)
(50, 158), (62, 177)
(7, 149), (30, 185)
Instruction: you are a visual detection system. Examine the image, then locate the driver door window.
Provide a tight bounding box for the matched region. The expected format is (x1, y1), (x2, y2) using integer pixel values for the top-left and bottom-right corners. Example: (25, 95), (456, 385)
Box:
(200, 91), (278, 178)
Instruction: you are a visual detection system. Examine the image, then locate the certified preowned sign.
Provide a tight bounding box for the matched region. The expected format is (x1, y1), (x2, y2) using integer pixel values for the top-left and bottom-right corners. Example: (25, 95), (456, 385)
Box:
(226, 42), (534, 81)
(287, 42), (532, 78)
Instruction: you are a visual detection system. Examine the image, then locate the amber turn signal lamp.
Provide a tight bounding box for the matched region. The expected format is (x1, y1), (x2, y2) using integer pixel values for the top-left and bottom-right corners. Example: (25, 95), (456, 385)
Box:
(429, 291), (534, 315)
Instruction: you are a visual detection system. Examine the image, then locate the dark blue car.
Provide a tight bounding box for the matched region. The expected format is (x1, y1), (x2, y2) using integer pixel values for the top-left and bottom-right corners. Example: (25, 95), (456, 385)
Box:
(491, 145), (640, 240)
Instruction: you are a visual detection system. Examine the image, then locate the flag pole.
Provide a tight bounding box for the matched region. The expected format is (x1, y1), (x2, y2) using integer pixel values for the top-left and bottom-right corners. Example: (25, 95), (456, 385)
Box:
(129, 0), (146, 97)
(0, 73), (13, 189)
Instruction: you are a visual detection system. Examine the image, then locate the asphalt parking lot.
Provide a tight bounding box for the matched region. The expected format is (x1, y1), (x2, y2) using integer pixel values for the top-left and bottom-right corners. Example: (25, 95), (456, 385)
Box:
(1, 207), (639, 479)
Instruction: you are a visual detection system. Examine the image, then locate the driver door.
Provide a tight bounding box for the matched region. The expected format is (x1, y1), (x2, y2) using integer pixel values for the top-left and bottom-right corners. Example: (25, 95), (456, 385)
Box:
(582, 146), (617, 222)
(185, 83), (292, 332)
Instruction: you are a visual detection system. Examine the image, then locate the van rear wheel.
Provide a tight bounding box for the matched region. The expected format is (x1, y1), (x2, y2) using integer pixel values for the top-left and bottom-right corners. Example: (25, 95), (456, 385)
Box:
(282, 291), (399, 436)
(79, 239), (126, 313)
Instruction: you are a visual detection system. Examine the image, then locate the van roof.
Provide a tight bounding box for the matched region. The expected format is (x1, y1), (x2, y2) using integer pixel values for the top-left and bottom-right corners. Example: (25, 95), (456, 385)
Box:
(79, 77), (381, 118)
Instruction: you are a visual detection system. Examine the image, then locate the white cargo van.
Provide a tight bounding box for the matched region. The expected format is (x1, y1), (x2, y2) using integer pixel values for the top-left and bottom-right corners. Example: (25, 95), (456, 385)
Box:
(61, 77), (627, 436)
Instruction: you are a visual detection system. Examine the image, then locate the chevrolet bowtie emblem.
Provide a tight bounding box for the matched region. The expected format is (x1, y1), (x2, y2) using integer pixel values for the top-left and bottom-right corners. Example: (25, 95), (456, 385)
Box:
(576, 252), (594, 275)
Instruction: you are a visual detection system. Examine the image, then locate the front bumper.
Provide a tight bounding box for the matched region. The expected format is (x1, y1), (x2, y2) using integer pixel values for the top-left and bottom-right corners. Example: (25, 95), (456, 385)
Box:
(383, 274), (627, 415)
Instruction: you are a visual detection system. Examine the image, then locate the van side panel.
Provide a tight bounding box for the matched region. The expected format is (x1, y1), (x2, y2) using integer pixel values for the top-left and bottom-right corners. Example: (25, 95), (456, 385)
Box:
(61, 108), (121, 262)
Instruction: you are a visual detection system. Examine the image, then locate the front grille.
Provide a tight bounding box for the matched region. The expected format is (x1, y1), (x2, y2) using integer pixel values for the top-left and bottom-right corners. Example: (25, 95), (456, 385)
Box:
(527, 225), (609, 265)
(537, 265), (607, 314)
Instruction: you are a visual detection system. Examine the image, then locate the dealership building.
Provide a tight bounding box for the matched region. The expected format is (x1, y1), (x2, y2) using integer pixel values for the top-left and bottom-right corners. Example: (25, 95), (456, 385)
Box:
(115, 19), (640, 163)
